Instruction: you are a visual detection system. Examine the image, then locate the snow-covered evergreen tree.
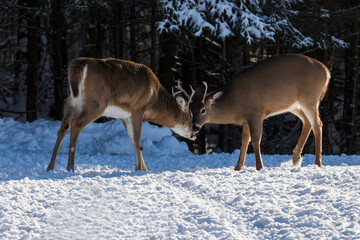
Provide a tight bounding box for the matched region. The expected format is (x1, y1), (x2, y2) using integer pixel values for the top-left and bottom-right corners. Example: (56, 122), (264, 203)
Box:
(157, 0), (346, 48)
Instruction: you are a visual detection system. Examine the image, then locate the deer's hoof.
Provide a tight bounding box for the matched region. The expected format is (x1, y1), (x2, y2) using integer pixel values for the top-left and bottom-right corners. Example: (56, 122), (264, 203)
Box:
(315, 161), (322, 167)
(66, 165), (74, 172)
(234, 166), (242, 171)
(135, 167), (148, 172)
(46, 165), (54, 172)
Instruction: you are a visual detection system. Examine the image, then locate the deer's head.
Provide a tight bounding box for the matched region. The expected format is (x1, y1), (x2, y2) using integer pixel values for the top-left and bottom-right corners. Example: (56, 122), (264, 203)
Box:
(171, 81), (197, 140)
(192, 82), (223, 133)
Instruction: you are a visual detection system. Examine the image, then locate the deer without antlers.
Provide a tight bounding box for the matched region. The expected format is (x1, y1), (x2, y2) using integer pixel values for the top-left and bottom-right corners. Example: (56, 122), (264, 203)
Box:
(47, 58), (196, 172)
(192, 54), (330, 170)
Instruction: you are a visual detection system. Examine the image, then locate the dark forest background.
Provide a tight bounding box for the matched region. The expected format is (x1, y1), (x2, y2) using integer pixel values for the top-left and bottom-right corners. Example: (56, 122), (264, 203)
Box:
(0, 0), (359, 156)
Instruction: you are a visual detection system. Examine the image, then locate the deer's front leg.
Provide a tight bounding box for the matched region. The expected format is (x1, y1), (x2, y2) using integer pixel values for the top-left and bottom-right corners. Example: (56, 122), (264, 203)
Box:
(123, 113), (147, 172)
(235, 122), (250, 171)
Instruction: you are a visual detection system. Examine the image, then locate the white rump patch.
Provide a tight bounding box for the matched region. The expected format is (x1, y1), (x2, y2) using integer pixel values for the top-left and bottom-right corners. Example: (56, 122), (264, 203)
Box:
(70, 64), (88, 111)
(171, 124), (195, 140)
(102, 106), (131, 119)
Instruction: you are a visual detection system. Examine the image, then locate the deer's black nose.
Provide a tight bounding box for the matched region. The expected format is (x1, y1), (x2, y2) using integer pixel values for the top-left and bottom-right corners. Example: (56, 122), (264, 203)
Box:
(193, 124), (200, 133)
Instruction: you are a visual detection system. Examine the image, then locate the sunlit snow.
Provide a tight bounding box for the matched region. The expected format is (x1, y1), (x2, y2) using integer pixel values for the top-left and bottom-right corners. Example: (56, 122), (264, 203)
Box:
(0, 118), (359, 239)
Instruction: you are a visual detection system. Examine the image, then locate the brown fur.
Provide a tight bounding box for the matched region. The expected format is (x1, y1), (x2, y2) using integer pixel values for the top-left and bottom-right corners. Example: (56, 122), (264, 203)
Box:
(193, 54), (330, 170)
(47, 58), (195, 172)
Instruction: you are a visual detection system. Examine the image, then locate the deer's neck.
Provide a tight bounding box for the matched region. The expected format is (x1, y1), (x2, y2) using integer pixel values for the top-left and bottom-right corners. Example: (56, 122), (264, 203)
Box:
(210, 98), (244, 125)
(145, 88), (184, 128)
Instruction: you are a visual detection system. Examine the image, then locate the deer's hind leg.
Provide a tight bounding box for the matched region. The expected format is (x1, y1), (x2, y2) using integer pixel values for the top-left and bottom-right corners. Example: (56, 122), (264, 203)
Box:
(47, 120), (70, 171)
(66, 104), (105, 172)
(248, 116), (264, 171)
(291, 109), (312, 165)
(302, 105), (323, 167)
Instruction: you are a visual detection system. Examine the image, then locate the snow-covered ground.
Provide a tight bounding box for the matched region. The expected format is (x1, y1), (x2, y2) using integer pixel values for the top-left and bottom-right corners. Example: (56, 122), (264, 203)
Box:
(0, 118), (359, 239)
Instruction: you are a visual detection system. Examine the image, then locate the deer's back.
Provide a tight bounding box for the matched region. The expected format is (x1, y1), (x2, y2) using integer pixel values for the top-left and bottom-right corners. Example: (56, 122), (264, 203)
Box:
(223, 54), (329, 115)
(68, 58), (160, 112)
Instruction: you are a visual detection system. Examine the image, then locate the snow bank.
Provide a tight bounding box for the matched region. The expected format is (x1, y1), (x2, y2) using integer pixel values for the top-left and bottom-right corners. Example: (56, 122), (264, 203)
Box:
(0, 118), (359, 239)
(0, 118), (189, 156)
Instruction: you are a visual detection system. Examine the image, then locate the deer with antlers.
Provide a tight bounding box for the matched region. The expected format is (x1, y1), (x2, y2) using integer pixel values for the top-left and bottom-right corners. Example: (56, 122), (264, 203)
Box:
(47, 58), (196, 172)
(192, 54), (330, 170)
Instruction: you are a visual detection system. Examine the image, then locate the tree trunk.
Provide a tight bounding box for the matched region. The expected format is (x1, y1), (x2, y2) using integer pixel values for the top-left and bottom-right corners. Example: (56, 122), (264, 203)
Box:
(87, 11), (97, 57)
(14, 0), (27, 120)
(158, 32), (178, 91)
(96, 11), (107, 58)
(195, 37), (203, 84)
(114, 1), (126, 59)
(129, 0), (137, 62)
(15, 0), (27, 79)
(349, 10), (359, 154)
(26, 0), (40, 122)
(50, 0), (66, 120)
(150, 1), (157, 72)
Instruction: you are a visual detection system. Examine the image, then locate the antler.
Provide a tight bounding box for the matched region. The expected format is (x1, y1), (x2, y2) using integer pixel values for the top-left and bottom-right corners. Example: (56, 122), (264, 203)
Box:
(172, 80), (195, 109)
(186, 85), (195, 109)
(202, 81), (208, 103)
(172, 80), (184, 97)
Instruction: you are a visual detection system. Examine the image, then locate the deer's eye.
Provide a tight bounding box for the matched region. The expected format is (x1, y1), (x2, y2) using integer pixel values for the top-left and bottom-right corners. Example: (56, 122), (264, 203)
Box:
(201, 108), (206, 114)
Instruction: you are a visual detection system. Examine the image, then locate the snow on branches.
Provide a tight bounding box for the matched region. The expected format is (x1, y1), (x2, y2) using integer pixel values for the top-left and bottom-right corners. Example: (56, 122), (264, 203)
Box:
(156, 0), (339, 48)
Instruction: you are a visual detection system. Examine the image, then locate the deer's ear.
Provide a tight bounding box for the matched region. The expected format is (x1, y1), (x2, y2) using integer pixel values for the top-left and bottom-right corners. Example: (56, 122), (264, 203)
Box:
(176, 96), (187, 111)
(210, 91), (223, 104)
